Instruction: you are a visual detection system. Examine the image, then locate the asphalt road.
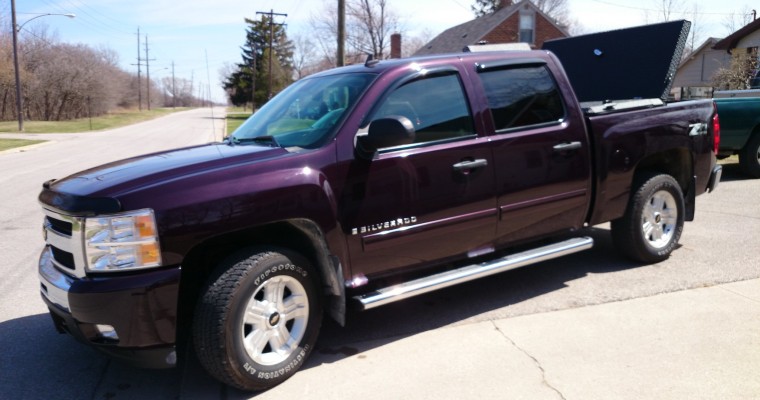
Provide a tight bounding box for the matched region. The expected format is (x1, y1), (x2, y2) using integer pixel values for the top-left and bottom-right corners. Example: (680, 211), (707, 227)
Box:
(0, 109), (757, 399)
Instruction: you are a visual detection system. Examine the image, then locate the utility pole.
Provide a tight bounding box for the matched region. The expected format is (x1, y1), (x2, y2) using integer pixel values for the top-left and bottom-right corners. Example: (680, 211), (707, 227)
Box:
(11, 0), (23, 131)
(144, 35), (156, 110)
(255, 9), (286, 100)
(133, 28), (143, 111)
(171, 61), (176, 109)
(251, 42), (257, 111)
(337, 0), (345, 67)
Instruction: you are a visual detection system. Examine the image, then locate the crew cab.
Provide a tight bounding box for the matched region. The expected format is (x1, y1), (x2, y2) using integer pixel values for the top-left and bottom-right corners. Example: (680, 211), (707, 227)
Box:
(37, 22), (721, 391)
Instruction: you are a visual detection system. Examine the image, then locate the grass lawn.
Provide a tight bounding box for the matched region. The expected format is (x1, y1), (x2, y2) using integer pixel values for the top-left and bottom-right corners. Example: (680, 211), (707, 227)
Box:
(227, 111), (252, 135)
(0, 138), (46, 151)
(0, 108), (187, 134)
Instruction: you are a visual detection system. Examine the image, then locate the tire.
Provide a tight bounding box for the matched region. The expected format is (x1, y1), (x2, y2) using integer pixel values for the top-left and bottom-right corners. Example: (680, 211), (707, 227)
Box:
(611, 173), (685, 263)
(193, 249), (322, 391)
(739, 133), (760, 178)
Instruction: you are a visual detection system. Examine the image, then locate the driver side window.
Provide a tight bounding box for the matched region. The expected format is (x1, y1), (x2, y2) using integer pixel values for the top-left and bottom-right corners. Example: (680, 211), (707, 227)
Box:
(372, 73), (475, 145)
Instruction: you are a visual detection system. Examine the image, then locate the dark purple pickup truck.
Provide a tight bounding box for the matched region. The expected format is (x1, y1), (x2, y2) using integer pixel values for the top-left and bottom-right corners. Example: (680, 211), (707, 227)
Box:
(37, 28), (721, 391)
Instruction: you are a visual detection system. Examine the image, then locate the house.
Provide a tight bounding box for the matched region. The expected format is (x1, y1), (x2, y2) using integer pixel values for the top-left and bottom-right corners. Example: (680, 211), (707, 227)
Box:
(672, 17), (760, 99)
(414, 0), (569, 56)
(671, 38), (731, 100)
(713, 17), (760, 54)
(714, 17), (760, 89)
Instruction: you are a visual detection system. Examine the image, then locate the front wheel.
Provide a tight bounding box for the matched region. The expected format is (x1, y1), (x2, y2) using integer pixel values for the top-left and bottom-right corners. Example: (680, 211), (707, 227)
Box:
(611, 173), (685, 263)
(193, 249), (322, 391)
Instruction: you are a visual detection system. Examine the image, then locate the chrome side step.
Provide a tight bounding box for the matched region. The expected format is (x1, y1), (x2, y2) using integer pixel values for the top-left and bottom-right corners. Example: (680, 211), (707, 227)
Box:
(353, 236), (594, 310)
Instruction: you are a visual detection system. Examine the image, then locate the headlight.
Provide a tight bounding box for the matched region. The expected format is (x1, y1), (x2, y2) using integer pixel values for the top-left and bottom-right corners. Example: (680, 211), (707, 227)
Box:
(84, 209), (162, 272)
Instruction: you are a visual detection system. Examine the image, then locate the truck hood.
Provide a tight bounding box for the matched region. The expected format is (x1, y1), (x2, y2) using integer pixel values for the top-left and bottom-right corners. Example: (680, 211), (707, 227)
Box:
(46, 143), (288, 198)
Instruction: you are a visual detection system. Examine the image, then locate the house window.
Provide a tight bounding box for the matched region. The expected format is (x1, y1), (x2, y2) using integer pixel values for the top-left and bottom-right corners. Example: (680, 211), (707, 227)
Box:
(519, 10), (535, 44)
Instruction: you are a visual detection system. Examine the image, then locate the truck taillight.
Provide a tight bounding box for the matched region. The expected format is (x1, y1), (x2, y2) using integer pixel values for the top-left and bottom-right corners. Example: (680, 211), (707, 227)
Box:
(712, 103), (720, 155)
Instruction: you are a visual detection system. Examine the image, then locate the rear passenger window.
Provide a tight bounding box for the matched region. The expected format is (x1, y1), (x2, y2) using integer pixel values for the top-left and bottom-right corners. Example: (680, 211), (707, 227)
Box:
(372, 73), (474, 145)
(479, 66), (565, 131)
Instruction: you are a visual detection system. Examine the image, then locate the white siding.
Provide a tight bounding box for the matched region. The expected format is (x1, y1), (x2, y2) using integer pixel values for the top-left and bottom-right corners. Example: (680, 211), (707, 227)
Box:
(674, 47), (731, 87)
(737, 30), (760, 48)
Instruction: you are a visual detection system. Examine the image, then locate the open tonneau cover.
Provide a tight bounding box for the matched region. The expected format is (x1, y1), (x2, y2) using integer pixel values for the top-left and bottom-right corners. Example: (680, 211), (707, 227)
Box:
(542, 20), (690, 105)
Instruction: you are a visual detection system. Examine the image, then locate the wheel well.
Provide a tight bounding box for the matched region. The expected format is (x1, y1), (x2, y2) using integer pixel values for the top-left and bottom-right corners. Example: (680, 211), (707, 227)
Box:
(175, 220), (344, 348)
(632, 148), (694, 220)
(634, 148), (691, 190)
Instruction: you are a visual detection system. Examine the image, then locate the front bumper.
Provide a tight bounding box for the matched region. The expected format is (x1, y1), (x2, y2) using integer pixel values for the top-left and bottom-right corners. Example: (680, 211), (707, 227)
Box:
(39, 247), (180, 369)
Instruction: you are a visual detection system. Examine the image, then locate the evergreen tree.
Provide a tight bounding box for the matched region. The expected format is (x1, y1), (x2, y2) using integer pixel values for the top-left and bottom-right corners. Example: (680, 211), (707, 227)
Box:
(224, 16), (294, 108)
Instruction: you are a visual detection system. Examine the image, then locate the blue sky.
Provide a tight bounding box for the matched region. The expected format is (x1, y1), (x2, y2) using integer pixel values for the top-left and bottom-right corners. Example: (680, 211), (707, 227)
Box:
(5, 0), (754, 103)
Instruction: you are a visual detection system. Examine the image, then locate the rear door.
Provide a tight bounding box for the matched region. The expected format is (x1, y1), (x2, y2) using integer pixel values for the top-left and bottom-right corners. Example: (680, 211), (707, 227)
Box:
(474, 61), (592, 246)
(341, 67), (498, 278)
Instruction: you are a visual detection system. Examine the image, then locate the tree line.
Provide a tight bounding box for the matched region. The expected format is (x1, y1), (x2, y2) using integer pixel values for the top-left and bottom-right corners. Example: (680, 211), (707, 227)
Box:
(0, 25), (205, 122)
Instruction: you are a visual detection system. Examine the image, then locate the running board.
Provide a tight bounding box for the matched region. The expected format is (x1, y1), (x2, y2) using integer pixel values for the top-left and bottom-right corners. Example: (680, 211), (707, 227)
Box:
(353, 236), (594, 311)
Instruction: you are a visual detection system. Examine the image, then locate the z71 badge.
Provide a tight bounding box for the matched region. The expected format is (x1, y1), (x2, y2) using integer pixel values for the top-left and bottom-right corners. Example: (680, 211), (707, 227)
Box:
(352, 217), (417, 235)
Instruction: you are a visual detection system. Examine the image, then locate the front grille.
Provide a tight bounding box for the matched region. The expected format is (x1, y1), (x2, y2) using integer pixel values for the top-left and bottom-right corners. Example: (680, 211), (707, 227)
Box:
(46, 216), (73, 236)
(41, 208), (86, 278)
(50, 246), (75, 270)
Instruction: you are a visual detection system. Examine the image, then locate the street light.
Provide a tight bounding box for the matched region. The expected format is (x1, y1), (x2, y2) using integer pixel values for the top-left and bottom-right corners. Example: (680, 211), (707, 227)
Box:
(10, 0), (75, 131)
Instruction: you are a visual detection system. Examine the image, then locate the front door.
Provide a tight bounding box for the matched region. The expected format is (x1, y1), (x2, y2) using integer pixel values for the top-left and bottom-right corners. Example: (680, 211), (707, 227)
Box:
(341, 71), (498, 279)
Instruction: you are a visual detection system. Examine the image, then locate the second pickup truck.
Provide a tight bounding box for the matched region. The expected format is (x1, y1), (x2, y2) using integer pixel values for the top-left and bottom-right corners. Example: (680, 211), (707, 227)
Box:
(713, 93), (760, 177)
(37, 22), (721, 391)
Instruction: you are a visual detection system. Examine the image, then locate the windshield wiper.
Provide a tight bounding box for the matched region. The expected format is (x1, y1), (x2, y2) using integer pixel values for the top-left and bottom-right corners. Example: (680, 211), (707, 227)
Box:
(228, 135), (281, 148)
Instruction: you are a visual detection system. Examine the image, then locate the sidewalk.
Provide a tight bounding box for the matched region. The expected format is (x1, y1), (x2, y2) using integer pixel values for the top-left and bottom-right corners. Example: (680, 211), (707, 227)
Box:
(244, 279), (760, 400)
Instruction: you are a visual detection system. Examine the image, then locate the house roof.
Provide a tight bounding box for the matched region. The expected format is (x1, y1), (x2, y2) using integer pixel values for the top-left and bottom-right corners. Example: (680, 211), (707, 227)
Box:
(413, 0), (569, 56)
(714, 18), (760, 51)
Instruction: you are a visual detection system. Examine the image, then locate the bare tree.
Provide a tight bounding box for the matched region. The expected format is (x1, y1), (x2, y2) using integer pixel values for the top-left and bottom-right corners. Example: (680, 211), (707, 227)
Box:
(309, 0), (403, 68)
(346, 0), (401, 59)
(713, 50), (759, 90)
(722, 6), (754, 35)
(683, 4), (705, 60)
(644, 0), (687, 22)
(291, 34), (319, 79)
(402, 29), (435, 58)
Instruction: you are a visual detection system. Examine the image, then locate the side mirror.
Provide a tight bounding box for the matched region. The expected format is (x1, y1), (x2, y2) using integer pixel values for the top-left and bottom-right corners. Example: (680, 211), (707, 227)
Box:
(356, 116), (415, 159)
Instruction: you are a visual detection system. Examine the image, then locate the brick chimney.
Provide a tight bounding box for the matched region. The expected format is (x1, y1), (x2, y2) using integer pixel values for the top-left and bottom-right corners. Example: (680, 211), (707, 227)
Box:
(391, 33), (402, 59)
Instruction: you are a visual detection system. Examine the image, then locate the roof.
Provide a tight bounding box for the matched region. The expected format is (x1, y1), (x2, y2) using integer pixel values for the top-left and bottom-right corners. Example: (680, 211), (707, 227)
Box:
(714, 18), (760, 51)
(413, 0), (569, 56)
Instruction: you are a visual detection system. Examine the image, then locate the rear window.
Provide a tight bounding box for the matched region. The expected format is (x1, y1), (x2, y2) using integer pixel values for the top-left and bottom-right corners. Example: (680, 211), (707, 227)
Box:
(478, 66), (565, 131)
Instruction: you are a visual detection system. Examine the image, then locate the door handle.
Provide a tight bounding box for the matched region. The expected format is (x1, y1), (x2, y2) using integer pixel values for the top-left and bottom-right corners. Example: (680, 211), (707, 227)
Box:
(553, 141), (582, 152)
(453, 158), (488, 171)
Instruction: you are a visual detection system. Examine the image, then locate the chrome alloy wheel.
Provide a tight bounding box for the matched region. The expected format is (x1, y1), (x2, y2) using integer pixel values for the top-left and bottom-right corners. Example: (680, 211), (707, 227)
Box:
(242, 275), (309, 365)
(642, 190), (678, 249)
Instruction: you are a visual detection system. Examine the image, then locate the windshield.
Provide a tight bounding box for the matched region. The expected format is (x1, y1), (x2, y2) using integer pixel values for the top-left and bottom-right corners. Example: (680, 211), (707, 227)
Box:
(230, 73), (376, 149)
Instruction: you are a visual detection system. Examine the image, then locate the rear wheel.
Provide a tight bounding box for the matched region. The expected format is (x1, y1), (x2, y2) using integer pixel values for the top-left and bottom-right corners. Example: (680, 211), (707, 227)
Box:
(739, 133), (760, 178)
(611, 173), (684, 263)
(193, 249), (322, 391)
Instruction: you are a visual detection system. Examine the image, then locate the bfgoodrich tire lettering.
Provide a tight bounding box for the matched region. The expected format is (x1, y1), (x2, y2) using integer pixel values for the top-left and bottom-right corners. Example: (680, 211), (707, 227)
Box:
(611, 173), (685, 263)
(193, 249), (322, 391)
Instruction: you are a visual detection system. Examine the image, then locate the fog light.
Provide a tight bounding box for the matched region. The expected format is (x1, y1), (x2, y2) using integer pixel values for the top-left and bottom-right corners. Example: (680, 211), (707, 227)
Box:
(95, 324), (119, 341)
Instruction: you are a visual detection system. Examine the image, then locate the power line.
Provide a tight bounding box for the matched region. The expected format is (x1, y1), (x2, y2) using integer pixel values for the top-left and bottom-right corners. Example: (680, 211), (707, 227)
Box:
(588, 0), (755, 17)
